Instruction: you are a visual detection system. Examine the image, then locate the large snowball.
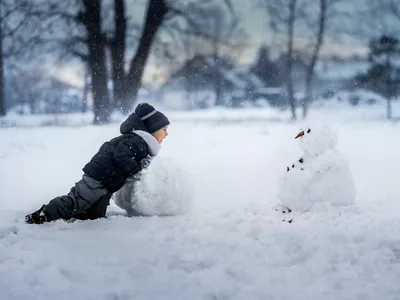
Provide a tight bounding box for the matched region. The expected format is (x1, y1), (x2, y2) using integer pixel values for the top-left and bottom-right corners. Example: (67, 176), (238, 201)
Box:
(113, 157), (194, 216)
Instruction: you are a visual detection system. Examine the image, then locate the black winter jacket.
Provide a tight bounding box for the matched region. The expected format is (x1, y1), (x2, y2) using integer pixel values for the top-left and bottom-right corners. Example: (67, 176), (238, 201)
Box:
(82, 114), (151, 193)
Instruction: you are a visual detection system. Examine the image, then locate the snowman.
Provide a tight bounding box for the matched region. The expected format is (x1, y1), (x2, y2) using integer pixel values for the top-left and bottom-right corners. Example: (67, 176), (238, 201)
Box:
(277, 125), (355, 213)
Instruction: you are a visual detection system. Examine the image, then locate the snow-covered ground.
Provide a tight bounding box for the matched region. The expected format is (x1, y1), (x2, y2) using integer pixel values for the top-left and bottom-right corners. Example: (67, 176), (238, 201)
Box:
(1, 104), (400, 300)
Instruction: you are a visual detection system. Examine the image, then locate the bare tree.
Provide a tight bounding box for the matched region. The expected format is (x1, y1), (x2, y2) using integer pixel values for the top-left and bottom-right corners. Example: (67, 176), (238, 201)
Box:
(199, 1), (246, 106)
(265, 0), (351, 119)
(77, 0), (110, 124)
(166, 0), (248, 106)
(13, 0), (112, 123)
(353, 0), (400, 119)
(159, 19), (210, 67)
(45, 0), (110, 123)
(123, 0), (168, 112)
(357, 35), (400, 120)
(389, 0), (400, 20)
(287, 0), (297, 119)
(1, 0), (55, 116)
(361, 0), (400, 36)
(302, 0), (326, 118)
(110, 0), (127, 111)
(105, 0), (142, 110)
(108, 0), (247, 112)
(265, 0), (299, 120)
(300, 0), (351, 118)
(106, 0), (167, 113)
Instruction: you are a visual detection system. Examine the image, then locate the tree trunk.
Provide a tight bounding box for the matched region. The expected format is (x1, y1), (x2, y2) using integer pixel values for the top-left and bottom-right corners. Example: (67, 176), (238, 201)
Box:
(82, 70), (90, 113)
(387, 98), (392, 120)
(125, 0), (168, 112)
(213, 41), (222, 106)
(303, 0), (326, 119)
(111, 0), (127, 111)
(80, 0), (110, 124)
(0, 4), (5, 117)
(385, 56), (393, 120)
(287, 0), (297, 120)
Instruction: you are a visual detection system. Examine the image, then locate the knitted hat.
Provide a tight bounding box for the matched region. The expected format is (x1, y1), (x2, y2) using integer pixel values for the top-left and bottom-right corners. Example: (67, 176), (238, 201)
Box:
(134, 102), (170, 133)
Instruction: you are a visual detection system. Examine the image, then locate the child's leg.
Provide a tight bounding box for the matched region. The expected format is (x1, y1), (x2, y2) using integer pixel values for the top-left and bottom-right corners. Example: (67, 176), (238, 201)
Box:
(44, 175), (109, 221)
(73, 193), (112, 220)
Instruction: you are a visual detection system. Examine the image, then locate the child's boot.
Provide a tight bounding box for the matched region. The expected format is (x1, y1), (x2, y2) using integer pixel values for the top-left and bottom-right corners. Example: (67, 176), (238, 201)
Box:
(25, 205), (48, 224)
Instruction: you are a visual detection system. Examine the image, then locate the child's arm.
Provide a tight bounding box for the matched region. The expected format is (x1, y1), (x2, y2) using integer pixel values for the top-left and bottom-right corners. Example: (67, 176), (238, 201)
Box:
(114, 138), (147, 176)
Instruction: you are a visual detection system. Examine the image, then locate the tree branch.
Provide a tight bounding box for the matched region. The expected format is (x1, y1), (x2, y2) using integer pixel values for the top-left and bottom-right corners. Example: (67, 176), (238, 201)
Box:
(389, 0), (400, 20)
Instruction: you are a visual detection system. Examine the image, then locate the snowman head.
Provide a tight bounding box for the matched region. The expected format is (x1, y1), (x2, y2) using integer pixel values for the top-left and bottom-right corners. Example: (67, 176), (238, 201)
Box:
(295, 125), (338, 156)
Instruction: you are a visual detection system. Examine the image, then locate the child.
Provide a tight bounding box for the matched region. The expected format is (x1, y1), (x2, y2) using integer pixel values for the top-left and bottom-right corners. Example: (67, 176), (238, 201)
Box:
(25, 102), (170, 224)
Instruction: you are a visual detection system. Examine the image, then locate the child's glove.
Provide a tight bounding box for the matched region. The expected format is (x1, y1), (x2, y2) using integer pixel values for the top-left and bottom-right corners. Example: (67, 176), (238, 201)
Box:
(132, 173), (142, 180)
(140, 157), (152, 170)
(129, 157), (152, 181)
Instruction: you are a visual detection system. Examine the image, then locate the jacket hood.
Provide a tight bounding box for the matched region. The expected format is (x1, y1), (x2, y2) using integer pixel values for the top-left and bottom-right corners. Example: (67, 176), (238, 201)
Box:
(132, 130), (161, 157)
(120, 113), (148, 134)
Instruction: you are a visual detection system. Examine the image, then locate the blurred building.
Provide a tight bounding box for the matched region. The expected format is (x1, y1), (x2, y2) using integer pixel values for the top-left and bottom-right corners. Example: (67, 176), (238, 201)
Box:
(160, 54), (264, 109)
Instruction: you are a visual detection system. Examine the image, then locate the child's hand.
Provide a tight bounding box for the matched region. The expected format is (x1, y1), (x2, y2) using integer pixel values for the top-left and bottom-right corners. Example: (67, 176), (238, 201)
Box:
(140, 157), (152, 170)
(133, 173), (142, 180)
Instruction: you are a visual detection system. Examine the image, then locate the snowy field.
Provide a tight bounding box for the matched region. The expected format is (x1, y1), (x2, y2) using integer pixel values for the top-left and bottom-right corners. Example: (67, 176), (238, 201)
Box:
(1, 104), (400, 300)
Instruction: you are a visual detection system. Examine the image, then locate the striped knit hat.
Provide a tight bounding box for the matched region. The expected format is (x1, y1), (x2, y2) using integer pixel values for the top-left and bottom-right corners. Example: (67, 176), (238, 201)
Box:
(134, 102), (170, 133)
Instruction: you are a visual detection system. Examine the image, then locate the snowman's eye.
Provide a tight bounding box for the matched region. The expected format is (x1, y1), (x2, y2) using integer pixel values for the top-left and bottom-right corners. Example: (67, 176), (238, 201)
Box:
(307, 129), (311, 133)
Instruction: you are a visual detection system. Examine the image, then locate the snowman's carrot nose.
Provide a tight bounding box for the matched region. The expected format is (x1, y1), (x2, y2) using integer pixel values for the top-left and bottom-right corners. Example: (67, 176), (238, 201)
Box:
(295, 130), (305, 139)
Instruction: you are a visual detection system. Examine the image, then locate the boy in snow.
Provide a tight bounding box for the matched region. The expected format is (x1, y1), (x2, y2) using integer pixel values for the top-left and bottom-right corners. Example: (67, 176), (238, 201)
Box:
(25, 102), (170, 224)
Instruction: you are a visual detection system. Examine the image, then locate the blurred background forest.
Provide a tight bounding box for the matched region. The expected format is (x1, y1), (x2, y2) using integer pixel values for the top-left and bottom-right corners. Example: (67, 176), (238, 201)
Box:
(0, 0), (399, 124)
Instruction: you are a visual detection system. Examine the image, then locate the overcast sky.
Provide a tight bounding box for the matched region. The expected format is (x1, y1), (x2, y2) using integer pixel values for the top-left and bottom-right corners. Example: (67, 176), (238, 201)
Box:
(56, 0), (399, 87)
